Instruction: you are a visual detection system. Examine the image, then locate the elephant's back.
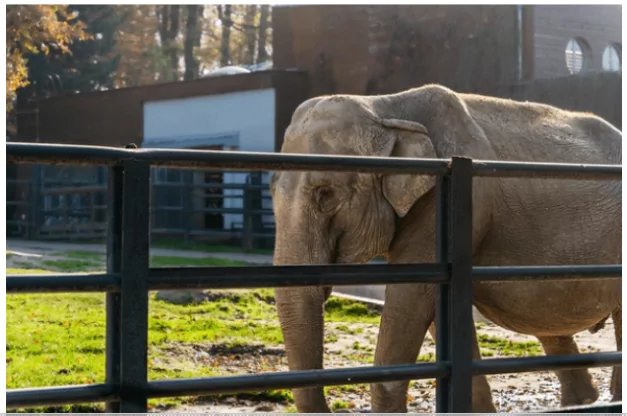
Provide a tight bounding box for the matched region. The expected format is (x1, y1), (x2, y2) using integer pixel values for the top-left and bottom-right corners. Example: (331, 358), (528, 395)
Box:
(461, 94), (621, 166)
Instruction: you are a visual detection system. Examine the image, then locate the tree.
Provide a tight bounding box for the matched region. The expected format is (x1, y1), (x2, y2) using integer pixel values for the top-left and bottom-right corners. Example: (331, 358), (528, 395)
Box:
(157, 5), (181, 81)
(7, 4), (276, 103)
(183, 5), (204, 80)
(212, 5), (272, 68)
(114, 5), (170, 87)
(217, 5), (233, 66)
(243, 5), (258, 65)
(28, 5), (127, 94)
(6, 5), (89, 109)
(257, 5), (271, 64)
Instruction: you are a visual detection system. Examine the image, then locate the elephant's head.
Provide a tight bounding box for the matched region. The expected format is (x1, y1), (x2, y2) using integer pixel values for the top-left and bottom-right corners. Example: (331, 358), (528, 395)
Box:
(269, 93), (440, 412)
(271, 95), (438, 267)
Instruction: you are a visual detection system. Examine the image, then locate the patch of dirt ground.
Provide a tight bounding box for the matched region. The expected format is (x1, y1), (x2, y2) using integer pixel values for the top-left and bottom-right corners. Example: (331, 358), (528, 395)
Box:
(156, 320), (617, 414)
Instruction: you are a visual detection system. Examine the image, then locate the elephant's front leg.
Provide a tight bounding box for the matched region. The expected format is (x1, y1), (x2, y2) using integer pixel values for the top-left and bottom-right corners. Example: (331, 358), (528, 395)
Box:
(275, 287), (332, 413)
(371, 283), (436, 413)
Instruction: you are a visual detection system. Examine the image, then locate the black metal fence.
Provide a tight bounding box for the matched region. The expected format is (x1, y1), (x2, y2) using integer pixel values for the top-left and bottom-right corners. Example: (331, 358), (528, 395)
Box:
(6, 163), (274, 250)
(6, 142), (622, 413)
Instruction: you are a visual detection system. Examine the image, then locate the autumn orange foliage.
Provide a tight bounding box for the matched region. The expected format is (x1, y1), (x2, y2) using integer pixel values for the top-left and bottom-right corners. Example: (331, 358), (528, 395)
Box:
(6, 5), (90, 110)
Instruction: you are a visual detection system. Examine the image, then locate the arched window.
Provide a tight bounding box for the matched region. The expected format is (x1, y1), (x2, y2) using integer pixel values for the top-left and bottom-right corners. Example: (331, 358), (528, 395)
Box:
(565, 38), (590, 74)
(602, 43), (621, 72)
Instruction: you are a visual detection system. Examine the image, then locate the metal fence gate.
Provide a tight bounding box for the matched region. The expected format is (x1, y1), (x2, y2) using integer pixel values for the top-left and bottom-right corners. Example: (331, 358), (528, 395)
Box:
(6, 142), (622, 413)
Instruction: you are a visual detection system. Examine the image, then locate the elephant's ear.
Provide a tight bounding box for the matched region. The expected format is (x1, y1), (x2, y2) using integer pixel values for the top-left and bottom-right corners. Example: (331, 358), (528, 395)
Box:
(378, 118), (437, 218)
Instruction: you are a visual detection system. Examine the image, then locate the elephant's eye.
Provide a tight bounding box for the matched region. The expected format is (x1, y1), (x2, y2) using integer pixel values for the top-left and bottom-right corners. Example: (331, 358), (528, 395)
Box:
(314, 186), (336, 213)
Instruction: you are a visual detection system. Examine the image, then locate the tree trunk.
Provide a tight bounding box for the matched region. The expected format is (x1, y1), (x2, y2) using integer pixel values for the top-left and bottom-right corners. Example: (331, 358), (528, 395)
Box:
(183, 5), (203, 80)
(157, 5), (181, 81)
(218, 5), (232, 66)
(167, 5), (180, 80)
(244, 5), (257, 65)
(256, 5), (270, 63)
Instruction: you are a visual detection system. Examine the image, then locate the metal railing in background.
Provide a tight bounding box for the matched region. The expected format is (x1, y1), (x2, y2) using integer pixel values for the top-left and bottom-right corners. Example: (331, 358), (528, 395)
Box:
(5, 142), (622, 413)
(6, 162), (275, 250)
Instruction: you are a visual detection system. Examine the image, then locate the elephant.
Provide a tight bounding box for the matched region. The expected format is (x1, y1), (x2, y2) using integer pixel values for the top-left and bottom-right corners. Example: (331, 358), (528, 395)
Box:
(269, 84), (622, 413)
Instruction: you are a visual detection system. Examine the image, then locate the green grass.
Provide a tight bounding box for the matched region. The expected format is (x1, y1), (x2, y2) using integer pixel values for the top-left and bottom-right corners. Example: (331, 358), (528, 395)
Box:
(418, 352), (435, 362)
(477, 333), (542, 356)
(150, 256), (249, 268)
(6, 264), (381, 412)
(56, 251), (104, 261)
(152, 238), (273, 255)
(336, 324), (364, 335)
(481, 349), (496, 357)
(324, 297), (380, 324)
(9, 253), (250, 275)
(331, 399), (350, 410)
(41, 259), (102, 273)
(7, 268), (55, 275)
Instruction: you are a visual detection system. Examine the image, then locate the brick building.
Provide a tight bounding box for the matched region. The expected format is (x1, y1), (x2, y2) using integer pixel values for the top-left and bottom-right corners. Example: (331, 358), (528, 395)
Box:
(533, 5), (621, 78)
(273, 4), (621, 96)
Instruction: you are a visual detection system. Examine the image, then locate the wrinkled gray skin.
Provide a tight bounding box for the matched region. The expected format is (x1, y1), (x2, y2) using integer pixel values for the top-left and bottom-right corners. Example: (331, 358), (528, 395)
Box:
(269, 84), (622, 413)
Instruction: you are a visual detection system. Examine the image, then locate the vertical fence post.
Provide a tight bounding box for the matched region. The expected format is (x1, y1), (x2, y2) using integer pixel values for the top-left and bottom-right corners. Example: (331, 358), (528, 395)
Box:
(448, 156), (474, 412)
(242, 172), (254, 252)
(119, 160), (151, 412)
(182, 170), (192, 245)
(105, 165), (123, 413)
(435, 174), (451, 413)
(28, 164), (42, 240)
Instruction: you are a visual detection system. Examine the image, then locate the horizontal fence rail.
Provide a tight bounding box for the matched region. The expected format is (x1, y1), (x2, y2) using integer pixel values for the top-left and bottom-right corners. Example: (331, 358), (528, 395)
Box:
(5, 142), (622, 414)
(7, 142), (621, 178)
(8, 352), (621, 408)
(6, 264), (622, 294)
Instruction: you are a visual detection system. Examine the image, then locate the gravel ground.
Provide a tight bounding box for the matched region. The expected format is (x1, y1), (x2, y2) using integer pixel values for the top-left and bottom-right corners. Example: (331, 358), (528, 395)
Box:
(160, 320), (617, 414)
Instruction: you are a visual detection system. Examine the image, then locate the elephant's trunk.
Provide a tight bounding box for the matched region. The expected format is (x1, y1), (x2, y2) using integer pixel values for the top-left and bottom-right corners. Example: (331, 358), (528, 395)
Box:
(274, 234), (333, 413)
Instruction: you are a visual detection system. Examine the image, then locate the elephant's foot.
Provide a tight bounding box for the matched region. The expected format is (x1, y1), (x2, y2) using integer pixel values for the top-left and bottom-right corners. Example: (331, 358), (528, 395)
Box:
(293, 387), (332, 413)
(537, 335), (599, 407)
(611, 365), (622, 402)
(370, 381), (409, 413)
(558, 374), (599, 407)
(472, 375), (498, 412)
(611, 307), (622, 402)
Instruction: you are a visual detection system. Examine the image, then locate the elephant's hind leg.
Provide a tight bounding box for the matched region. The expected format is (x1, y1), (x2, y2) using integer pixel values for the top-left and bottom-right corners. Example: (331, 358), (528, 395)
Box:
(537, 335), (599, 407)
(611, 307), (621, 402)
(428, 322), (497, 412)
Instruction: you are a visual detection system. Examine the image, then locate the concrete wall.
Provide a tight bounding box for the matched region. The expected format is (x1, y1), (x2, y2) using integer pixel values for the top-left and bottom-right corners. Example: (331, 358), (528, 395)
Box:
(143, 89), (276, 151)
(532, 5), (622, 79)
